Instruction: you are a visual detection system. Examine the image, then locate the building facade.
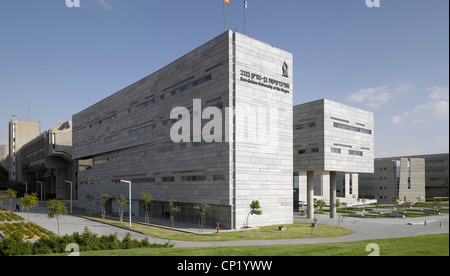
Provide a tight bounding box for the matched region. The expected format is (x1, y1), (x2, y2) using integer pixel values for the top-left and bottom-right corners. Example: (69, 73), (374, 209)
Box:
(20, 121), (73, 200)
(293, 99), (374, 217)
(8, 120), (40, 182)
(359, 157), (425, 203)
(397, 154), (448, 198)
(73, 31), (293, 229)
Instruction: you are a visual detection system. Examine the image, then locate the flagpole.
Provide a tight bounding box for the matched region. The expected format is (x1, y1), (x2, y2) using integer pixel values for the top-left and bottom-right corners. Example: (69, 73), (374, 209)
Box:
(224, 0), (226, 32)
(243, 1), (248, 35)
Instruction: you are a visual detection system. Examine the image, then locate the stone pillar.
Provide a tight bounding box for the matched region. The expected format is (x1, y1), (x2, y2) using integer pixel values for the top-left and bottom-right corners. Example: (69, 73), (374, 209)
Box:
(330, 171), (337, 219)
(307, 171), (314, 219)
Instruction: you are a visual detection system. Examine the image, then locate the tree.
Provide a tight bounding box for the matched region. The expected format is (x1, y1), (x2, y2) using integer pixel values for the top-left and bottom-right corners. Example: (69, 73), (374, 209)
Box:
(18, 193), (39, 236)
(140, 192), (152, 224)
(0, 194), (5, 210)
(100, 194), (110, 219)
(194, 203), (210, 232)
(311, 198), (326, 236)
(168, 198), (181, 228)
(116, 195), (128, 224)
(5, 189), (17, 212)
(392, 197), (400, 208)
(335, 199), (347, 229)
(243, 200), (263, 238)
(47, 199), (68, 236)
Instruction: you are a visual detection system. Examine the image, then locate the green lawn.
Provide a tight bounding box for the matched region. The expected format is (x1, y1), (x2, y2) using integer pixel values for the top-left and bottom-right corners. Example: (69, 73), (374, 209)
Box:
(86, 217), (353, 242)
(52, 233), (448, 256)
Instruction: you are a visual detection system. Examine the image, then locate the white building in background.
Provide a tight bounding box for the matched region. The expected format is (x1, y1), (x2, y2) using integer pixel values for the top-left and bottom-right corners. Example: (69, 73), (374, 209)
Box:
(359, 157), (426, 203)
(293, 99), (375, 218)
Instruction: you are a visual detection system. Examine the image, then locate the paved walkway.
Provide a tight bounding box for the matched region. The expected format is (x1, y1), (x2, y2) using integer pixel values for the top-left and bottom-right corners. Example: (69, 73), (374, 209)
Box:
(3, 199), (449, 249)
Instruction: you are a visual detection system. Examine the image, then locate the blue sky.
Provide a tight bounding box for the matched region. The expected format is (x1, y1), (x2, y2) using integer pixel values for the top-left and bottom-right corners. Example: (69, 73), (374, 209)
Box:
(0, 0), (448, 157)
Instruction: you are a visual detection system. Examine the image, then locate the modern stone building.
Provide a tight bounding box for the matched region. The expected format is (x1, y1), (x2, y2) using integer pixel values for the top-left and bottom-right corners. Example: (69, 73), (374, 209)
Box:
(293, 99), (374, 218)
(8, 120), (40, 182)
(359, 157), (425, 203)
(73, 31), (293, 229)
(20, 121), (73, 200)
(398, 154), (448, 198)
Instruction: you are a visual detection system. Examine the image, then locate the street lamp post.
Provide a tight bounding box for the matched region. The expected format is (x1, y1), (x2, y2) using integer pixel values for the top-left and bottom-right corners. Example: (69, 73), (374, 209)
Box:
(36, 181), (43, 202)
(64, 180), (73, 214)
(120, 180), (132, 229)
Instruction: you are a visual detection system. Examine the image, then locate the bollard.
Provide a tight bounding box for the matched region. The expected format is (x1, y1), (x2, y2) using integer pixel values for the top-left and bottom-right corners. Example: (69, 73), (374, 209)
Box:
(216, 222), (220, 234)
(424, 221), (427, 226)
(440, 221), (443, 227)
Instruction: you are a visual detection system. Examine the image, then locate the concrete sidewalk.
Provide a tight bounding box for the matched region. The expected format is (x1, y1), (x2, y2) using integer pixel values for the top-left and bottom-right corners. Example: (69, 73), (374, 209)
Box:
(7, 200), (165, 244)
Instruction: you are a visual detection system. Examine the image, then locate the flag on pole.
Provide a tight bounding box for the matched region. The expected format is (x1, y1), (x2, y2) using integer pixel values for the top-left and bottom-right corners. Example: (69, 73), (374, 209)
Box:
(225, 0), (230, 6)
(244, 0), (248, 9)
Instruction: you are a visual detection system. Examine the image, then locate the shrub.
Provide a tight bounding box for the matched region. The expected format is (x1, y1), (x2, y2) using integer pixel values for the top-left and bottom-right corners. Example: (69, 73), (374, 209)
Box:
(0, 226), (172, 256)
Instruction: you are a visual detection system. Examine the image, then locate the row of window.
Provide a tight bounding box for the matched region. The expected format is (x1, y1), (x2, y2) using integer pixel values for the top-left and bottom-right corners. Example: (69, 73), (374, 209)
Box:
(129, 124), (157, 136)
(333, 122), (372, 135)
(298, 148), (365, 156)
(103, 175), (227, 185)
(74, 73), (214, 135)
(94, 156), (119, 165)
(75, 98), (224, 150)
(170, 74), (212, 97)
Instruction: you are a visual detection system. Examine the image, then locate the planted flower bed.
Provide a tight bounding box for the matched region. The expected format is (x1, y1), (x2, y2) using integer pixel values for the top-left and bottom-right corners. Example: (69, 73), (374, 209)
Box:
(0, 222), (55, 240)
(0, 212), (24, 222)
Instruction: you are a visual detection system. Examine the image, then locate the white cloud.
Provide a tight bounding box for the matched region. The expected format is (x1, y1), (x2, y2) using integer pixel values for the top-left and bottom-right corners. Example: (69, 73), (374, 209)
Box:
(429, 85), (449, 101)
(390, 85), (449, 124)
(100, 0), (113, 9)
(346, 85), (392, 108)
(413, 100), (449, 120)
(98, 0), (113, 10)
(346, 83), (411, 108)
(390, 115), (403, 124)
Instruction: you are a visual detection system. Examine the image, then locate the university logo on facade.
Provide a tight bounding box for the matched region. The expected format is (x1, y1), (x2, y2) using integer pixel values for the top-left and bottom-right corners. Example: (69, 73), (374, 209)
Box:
(282, 62), (289, 78)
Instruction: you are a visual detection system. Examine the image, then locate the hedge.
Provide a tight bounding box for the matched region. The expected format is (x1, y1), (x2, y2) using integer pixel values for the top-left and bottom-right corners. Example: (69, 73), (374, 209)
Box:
(0, 226), (173, 256)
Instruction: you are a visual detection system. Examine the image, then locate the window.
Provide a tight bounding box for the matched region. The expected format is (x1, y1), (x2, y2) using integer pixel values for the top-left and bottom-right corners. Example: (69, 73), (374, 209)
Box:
(104, 135), (118, 143)
(162, 177), (174, 182)
(333, 122), (372, 135)
(349, 150), (363, 156)
(331, 148), (341, 154)
(311, 148), (319, 153)
(213, 175), (226, 181)
(170, 74), (212, 98)
(298, 149), (306, 154)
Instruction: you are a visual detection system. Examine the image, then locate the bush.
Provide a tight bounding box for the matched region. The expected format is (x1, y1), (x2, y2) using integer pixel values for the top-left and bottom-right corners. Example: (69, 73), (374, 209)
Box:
(0, 227), (173, 256)
(0, 233), (34, 256)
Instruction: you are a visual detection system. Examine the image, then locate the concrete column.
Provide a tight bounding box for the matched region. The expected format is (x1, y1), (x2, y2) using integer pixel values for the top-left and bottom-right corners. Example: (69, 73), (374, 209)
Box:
(307, 171), (314, 219)
(330, 171), (337, 219)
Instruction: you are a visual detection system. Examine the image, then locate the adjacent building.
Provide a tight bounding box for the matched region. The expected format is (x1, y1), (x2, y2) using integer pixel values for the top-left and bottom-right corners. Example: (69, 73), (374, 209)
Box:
(398, 153), (448, 199)
(20, 121), (73, 200)
(73, 31), (293, 229)
(8, 120), (40, 182)
(293, 99), (375, 218)
(359, 157), (426, 203)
